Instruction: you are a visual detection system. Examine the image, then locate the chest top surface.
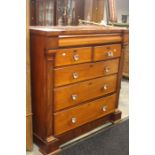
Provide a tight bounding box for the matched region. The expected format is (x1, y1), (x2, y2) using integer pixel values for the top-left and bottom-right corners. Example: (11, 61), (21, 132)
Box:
(30, 25), (128, 36)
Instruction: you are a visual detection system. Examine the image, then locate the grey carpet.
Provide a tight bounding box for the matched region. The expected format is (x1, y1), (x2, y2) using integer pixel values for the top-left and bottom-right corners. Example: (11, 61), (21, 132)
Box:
(59, 119), (129, 155)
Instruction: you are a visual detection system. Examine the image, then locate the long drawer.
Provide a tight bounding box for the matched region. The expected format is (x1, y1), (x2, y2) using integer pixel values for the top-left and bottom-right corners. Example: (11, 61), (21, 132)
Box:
(49, 47), (92, 67)
(94, 44), (121, 61)
(54, 93), (117, 135)
(54, 59), (119, 87)
(54, 74), (117, 111)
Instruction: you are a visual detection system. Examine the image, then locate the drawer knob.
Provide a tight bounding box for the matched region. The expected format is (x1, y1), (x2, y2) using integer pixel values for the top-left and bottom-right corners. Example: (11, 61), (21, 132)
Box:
(107, 51), (114, 57)
(102, 105), (107, 112)
(71, 117), (77, 123)
(73, 54), (79, 61)
(73, 72), (79, 79)
(71, 94), (78, 101)
(62, 53), (66, 56)
(103, 84), (108, 90)
(104, 67), (110, 73)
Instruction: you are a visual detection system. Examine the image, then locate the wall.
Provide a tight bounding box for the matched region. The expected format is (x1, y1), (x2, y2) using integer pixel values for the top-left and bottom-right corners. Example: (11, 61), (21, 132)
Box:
(103, 0), (129, 24)
(115, 0), (129, 23)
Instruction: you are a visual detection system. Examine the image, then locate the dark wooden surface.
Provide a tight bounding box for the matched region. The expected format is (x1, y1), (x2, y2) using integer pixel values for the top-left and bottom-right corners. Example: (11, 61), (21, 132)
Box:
(30, 0), (106, 26)
(30, 26), (127, 155)
(30, 0), (85, 26)
(92, 0), (104, 22)
(74, 0), (85, 25)
(30, 35), (47, 139)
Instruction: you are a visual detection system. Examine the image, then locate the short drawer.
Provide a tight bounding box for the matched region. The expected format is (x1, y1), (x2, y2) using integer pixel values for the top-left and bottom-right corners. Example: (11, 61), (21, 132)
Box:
(94, 44), (121, 61)
(54, 59), (119, 87)
(54, 74), (117, 111)
(51, 47), (92, 67)
(54, 93), (116, 135)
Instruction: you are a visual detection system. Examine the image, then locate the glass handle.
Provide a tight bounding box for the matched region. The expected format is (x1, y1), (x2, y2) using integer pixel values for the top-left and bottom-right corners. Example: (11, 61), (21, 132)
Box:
(102, 105), (107, 112)
(104, 67), (110, 73)
(107, 51), (114, 57)
(71, 94), (78, 101)
(71, 117), (77, 123)
(73, 72), (79, 79)
(73, 54), (79, 61)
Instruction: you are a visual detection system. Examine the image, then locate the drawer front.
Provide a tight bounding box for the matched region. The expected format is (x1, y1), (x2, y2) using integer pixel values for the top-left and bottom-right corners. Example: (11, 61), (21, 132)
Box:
(54, 74), (117, 111)
(54, 94), (117, 135)
(54, 59), (119, 87)
(53, 47), (92, 67)
(94, 44), (121, 61)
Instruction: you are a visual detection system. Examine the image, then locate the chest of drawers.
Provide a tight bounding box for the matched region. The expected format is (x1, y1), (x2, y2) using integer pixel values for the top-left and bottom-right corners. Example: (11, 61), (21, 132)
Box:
(30, 26), (126, 155)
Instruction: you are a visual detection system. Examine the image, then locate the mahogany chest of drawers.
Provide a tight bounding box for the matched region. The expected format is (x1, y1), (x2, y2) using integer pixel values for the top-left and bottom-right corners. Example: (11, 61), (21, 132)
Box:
(30, 26), (126, 155)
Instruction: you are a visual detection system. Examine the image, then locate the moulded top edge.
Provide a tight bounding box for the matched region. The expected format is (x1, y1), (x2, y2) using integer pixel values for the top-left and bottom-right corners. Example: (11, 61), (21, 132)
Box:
(29, 26), (128, 36)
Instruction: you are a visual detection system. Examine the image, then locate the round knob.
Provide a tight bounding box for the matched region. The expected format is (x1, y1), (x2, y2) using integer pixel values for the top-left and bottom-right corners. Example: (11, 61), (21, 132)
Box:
(73, 54), (79, 61)
(62, 53), (66, 56)
(71, 94), (78, 101)
(103, 84), (108, 90)
(102, 105), (107, 112)
(107, 51), (114, 57)
(73, 72), (79, 79)
(104, 67), (110, 73)
(114, 49), (117, 52)
(71, 117), (77, 123)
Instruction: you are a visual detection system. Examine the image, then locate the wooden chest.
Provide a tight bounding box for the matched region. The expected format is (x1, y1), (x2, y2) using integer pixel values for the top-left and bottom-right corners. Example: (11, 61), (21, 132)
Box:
(30, 26), (126, 155)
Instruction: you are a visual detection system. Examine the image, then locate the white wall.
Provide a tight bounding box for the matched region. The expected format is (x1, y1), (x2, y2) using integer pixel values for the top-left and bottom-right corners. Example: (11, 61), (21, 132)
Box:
(116, 0), (129, 23)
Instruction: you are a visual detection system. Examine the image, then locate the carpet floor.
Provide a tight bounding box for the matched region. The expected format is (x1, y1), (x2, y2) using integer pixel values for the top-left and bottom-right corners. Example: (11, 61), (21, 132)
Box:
(59, 119), (129, 155)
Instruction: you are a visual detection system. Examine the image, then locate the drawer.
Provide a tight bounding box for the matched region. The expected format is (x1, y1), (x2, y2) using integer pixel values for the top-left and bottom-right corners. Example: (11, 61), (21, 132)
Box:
(54, 59), (119, 87)
(54, 74), (117, 111)
(94, 44), (121, 61)
(52, 47), (92, 67)
(54, 93), (117, 135)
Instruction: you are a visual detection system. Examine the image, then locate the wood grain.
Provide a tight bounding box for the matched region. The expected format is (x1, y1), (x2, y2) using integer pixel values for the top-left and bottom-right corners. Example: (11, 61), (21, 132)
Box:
(46, 55), (55, 137)
(30, 25), (123, 36)
(108, 0), (117, 23)
(30, 26), (124, 155)
(54, 74), (117, 111)
(26, 115), (33, 150)
(122, 31), (129, 77)
(26, 0), (33, 151)
(94, 44), (121, 61)
(123, 45), (129, 77)
(123, 31), (129, 44)
(54, 94), (117, 135)
(30, 35), (47, 139)
(50, 47), (92, 67)
(59, 35), (122, 47)
(92, 0), (104, 23)
(26, 0), (31, 116)
(54, 59), (119, 87)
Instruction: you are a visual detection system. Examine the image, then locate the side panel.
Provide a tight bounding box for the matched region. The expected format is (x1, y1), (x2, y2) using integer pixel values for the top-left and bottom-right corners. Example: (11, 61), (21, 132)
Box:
(30, 35), (47, 139)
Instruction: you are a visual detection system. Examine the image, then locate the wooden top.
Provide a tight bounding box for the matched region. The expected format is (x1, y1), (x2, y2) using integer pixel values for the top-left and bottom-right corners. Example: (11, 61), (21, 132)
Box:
(30, 26), (128, 36)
